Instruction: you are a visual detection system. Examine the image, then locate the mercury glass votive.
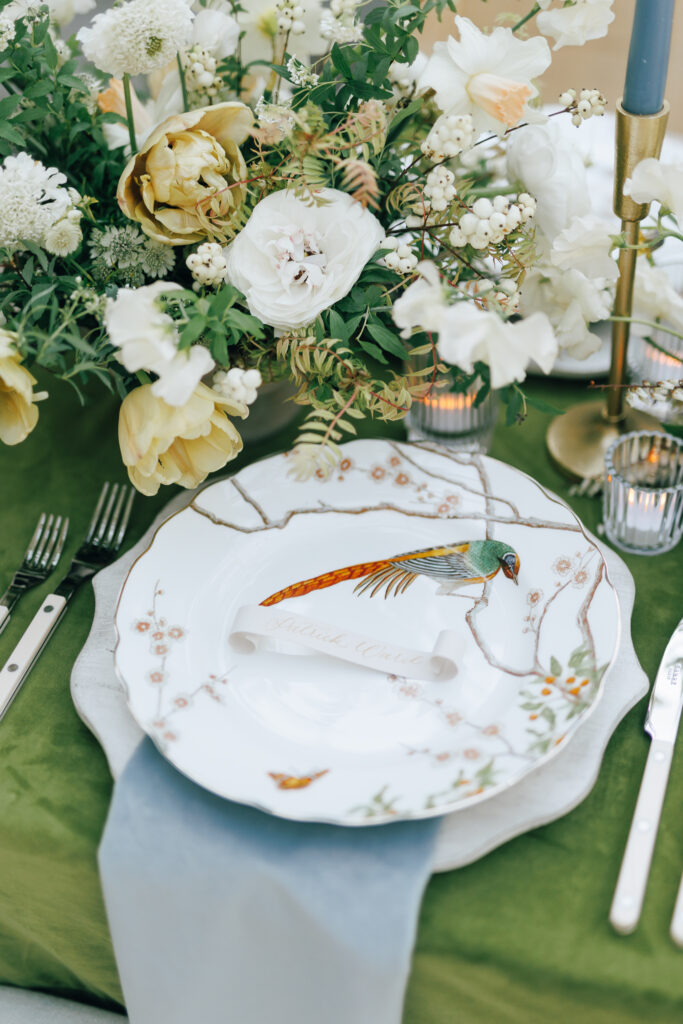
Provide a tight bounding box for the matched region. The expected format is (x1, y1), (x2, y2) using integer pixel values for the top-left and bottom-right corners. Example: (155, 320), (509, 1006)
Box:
(406, 381), (498, 452)
(603, 431), (683, 555)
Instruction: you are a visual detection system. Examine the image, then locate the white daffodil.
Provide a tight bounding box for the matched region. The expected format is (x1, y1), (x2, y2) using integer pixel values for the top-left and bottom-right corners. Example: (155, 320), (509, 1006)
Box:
(519, 264), (612, 359)
(436, 303), (558, 389)
(391, 261), (447, 338)
(624, 158), (683, 224)
(418, 16), (551, 136)
(224, 189), (385, 331)
(537, 0), (615, 51)
(506, 122), (591, 242)
(105, 282), (215, 406)
(550, 215), (618, 281)
(632, 259), (683, 337)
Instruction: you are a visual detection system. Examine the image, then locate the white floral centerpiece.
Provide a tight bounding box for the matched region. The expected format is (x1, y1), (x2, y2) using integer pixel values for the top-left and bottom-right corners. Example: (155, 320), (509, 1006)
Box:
(3, 0), (679, 494)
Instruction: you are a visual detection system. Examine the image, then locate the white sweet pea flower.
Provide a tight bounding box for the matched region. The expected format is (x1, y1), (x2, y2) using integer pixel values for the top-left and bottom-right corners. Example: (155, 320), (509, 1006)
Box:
(418, 16), (551, 136)
(224, 189), (385, 331)
(437, 304), (558, 389)
(624, 158), (683, 224)
(550, 215), (618, 281)
(537, 0), (614, 51)
(105, 282), (214, 406)
(192, 5), (240, 58)
(632, 259), (683, 337)
(391, 261), (447, 338)
(519, 264), (612, 359)
(506, 122), (591, 241)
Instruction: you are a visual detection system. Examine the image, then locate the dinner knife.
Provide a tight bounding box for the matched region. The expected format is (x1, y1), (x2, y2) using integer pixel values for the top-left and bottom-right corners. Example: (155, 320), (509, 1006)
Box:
(610, 618), (683, 935)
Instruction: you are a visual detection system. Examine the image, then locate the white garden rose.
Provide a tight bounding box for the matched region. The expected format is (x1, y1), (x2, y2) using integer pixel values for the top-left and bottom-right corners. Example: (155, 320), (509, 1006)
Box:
(550, 215), (618, 281)
(105, 282), (214, 406)
(224, 189), (385, 330)
(537, 0), (614, 51)
(506, 122), (591, 242)
(624, 158), (683, 224)
(519, 264), (612, 359)
(436, 303), (557, 389)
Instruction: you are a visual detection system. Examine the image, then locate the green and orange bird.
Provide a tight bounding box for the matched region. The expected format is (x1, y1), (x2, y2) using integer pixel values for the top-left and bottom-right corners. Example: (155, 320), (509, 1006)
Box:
(260, 539), (520, 606)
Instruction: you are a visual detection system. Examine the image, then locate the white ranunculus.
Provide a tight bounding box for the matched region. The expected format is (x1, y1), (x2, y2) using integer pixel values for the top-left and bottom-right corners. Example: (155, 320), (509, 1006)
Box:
(436, 303), (558, 389)
(550, 215), (618, 281)
(624, 158), (683, 224)
(105, 282), (215, 406)
(519, 264), (612, 359)
(537, 0), (614, 51)
(506, 122), (591, 242)
(224, 189), (385, 331)
(391, 261), (447, 338)
(632, 259), (683, 337)
(418, 16), (551, 136)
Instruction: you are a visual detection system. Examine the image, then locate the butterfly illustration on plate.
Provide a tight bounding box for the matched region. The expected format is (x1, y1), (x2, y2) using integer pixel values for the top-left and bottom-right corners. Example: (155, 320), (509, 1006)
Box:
(260, 539), (520, 606)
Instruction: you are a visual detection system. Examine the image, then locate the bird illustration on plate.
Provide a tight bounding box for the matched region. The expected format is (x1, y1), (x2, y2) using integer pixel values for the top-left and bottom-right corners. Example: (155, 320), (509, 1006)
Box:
(260, 539), (520, 606)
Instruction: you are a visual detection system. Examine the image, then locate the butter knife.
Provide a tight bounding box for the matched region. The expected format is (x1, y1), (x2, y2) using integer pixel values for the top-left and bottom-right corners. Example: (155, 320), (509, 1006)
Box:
(610, 618), (683, 935)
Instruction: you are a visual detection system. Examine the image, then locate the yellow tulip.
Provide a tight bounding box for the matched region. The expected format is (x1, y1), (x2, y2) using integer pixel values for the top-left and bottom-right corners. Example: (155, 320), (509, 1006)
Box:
(119, 382), (247, 496)
(0, 330), (44, 446)
(117, 102), (253, 246)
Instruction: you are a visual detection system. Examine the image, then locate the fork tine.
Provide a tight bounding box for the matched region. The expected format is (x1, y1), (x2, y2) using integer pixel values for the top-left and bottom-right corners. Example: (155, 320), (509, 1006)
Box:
(93, 483), (120, 546)
(86, 483), (110, 543)
(37, 515), (62, 570)
(47, 516), (69, 570)
(104, 485), (127, 547)
(24, 513), (46, 563)
(113, 487), (135, 550)
(32, 513), (54, 566)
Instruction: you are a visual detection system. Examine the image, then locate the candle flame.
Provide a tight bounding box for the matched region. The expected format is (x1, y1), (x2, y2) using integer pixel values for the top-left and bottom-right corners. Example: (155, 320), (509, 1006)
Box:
(423, 392), (476, 412)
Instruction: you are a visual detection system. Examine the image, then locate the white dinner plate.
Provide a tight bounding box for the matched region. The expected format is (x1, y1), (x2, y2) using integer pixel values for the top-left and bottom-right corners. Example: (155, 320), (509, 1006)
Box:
(114, 440), (620, 825)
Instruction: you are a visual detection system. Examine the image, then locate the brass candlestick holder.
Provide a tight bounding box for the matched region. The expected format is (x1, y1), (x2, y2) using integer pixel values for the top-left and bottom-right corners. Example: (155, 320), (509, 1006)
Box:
(546, 99), (670, 480)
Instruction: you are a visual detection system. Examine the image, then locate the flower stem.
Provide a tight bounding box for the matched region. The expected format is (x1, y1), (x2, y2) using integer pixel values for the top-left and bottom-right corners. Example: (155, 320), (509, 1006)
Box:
(512, 4), (540, 33)
(609, 315), (683, 349)
(122, 73), (137, 155)
(176, 53), (189, 113)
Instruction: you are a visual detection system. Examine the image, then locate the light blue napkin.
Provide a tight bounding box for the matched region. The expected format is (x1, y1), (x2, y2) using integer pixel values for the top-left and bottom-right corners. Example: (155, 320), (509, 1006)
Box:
(99, 738), (439, 1024)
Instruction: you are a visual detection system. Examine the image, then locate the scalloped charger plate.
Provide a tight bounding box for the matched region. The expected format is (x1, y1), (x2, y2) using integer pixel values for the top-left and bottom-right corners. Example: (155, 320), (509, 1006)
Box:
(114, 440), (620, 825)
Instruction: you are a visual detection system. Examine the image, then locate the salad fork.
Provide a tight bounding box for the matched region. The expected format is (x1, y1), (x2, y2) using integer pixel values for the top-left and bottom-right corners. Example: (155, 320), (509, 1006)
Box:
(0, 482), (135, 722)
(0, 513), (69, 637)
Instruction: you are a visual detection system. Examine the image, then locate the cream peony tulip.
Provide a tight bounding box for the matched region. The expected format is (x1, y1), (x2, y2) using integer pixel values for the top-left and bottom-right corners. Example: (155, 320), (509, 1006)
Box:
(117, 103), (253, 245)
(0, 328), (45, 446)
(224, 188), (385, 330)
(118, 382), (247, 495)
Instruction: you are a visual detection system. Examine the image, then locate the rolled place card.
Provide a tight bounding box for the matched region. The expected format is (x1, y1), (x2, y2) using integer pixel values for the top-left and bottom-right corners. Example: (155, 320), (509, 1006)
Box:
(229, 605), (460, 682)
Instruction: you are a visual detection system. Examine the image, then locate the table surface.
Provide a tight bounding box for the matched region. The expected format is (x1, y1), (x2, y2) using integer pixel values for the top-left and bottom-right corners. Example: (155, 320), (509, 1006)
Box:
(0, 374), (682, 1023)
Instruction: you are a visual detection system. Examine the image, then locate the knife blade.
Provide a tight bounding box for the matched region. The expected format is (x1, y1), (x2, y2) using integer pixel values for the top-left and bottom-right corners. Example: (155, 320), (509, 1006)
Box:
(610, 618), (683, 935)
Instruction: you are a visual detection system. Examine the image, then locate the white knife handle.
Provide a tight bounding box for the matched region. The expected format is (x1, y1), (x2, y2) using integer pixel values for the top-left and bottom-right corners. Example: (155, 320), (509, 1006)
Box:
(0, 604), (8, 635)
(610, 738), (674, 934)
(0, 594), (67, 722)
(671, 872), (683, 947)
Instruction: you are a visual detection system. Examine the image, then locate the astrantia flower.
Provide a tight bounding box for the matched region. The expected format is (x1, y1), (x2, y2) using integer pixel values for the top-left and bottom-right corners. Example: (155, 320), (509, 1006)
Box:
(89, 225), (144, 270)
(0, 327), (45, 446)
(77, 0), (194, 78)
(418, 16), (551, 135)
(105, 282), (214, 406)
(624, 158), (683, 224)
(119, 382), (246, 495)
(140, 240), (175, 280)
(519, 264), (612, 359)
(537, 0), (614, 51)
(436, 303), (557, 389)
(224, 189), (384, 331)
(550, 215), (618, 281)
(0, 152), (78, 252)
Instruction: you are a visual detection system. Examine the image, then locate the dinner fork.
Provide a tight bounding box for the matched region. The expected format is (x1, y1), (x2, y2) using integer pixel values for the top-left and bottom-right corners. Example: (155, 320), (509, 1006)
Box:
(0, 513), (69, 637)
(0, 482), (135, 722)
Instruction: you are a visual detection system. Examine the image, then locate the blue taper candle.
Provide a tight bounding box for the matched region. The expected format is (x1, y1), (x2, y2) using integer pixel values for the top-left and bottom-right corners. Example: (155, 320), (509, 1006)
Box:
(623, 0), (675, 115)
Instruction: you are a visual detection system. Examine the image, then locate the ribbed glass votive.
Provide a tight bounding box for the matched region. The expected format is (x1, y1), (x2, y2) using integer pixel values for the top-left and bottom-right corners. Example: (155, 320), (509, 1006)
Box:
(629, 264), (683, 423)
(603, 431), (683, 555)
(406, 382), (498, 452)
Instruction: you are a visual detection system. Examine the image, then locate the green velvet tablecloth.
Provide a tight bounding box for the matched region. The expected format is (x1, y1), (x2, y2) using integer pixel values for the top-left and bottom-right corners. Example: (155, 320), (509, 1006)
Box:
(0, 376), (682, 1023)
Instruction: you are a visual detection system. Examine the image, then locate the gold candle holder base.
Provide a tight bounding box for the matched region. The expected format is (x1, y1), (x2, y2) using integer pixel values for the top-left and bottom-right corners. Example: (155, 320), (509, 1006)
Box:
(546, 99), (669, 479)
(546, 400), (660, 481)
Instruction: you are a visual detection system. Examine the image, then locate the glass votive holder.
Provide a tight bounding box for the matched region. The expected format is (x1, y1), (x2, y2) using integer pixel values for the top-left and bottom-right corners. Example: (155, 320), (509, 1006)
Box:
(406, 381), (498, 452)
(603, 431), (683, 556)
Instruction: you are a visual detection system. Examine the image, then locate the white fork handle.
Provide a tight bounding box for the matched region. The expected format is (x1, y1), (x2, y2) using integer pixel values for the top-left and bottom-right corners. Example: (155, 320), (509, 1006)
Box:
(0, 604), (9, 635)
(609, 738), (675, 934)
(671, 873), (683, 947)
(0, 594), (67, 722)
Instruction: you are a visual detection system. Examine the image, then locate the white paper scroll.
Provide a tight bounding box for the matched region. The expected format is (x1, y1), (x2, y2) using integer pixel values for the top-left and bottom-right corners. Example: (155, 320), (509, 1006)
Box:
(229, 605), (459, 682)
